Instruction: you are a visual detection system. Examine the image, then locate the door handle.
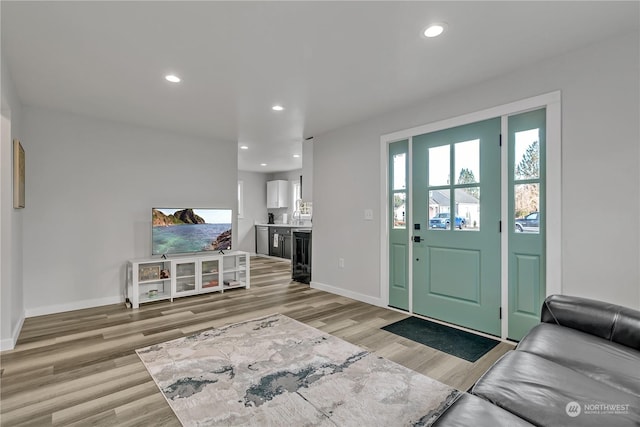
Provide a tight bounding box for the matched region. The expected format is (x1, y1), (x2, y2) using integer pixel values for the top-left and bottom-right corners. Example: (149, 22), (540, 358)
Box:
(412, 236), (422, 243)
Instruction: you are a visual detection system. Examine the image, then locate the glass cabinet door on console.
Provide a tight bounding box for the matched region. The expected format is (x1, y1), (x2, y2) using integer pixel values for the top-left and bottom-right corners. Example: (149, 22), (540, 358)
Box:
(173, 260), (197, 296)
(201, 259), (221, 291)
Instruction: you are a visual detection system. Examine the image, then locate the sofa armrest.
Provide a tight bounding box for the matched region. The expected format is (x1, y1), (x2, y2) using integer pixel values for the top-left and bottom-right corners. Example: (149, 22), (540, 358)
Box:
(541, 294), (640, 350)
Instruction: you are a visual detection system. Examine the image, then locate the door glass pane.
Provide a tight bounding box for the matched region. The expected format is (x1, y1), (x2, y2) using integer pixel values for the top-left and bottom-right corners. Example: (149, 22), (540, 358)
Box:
(393, 192), (406, 229)
(514, 183), (540, 233)
(456, 187), (480, 231)
(429, 145), (450, 186)
(455, 139), (480, 184)
(514, 129), (540, 180)
(393, 153), (406, 190)
(429, 189), (450, 230)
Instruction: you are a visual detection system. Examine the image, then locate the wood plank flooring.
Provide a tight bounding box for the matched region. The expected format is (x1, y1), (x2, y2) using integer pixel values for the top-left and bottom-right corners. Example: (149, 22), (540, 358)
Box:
(0, 257), (513, 426)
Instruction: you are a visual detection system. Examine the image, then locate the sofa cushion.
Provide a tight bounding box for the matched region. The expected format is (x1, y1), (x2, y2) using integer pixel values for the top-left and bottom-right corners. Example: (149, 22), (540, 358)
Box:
(517, 323), (640, 397)
(541, 294), (640, 350)
(472, 351), (640, 427)
(433, 393), (534, 427)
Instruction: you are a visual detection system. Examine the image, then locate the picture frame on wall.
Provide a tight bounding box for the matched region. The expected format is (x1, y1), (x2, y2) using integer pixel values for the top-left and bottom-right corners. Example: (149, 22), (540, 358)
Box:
(13, 139), (25, 209)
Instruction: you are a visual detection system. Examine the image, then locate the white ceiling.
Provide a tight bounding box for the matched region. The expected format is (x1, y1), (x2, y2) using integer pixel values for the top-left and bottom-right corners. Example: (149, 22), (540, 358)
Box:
(2, 1), (638, 172)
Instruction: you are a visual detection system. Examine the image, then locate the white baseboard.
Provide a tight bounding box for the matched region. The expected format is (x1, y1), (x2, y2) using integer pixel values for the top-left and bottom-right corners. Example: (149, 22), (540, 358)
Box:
(0, 310), (25, 352)
(310, 281), (384, 307)
(25, 296), (124, 318)
(0, 338), (14, 352)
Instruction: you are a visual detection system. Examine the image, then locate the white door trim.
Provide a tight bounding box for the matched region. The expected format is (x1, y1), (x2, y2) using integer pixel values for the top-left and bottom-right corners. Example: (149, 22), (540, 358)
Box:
(500, 115), (510, 337)
(380, 91), (562, 339)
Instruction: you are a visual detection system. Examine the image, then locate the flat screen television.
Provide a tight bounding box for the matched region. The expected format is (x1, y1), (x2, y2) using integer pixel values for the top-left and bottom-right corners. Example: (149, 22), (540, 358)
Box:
(152, 208), (232, 256)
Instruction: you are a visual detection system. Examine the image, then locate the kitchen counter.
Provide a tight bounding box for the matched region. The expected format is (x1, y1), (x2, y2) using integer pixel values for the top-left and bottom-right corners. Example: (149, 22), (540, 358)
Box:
(255, 224), (312, 259)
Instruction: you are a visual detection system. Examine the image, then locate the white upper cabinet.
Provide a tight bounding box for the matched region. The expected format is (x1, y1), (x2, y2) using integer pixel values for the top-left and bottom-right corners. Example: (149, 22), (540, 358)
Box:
(267, 180), (289, 208)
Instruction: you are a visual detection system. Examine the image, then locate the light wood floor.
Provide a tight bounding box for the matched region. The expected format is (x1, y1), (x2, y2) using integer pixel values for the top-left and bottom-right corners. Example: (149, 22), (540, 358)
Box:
(0, 257), (513, 426)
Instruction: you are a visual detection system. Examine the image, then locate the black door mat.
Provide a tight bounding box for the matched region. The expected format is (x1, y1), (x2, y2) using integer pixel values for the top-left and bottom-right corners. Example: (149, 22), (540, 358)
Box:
(382, 316), (499, 362)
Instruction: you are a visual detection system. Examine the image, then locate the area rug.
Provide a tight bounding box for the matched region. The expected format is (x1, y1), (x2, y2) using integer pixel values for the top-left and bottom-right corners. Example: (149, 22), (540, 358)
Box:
(137, 314), (460, 426)
(382, 316), (499, 363)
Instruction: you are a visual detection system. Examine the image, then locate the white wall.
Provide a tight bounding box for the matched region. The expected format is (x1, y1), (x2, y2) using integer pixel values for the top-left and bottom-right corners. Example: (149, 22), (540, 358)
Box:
(237, 170), (268, 253)
(21, 107), (237, 316)
(302, 139), (313, 201)
(1, 52), (25, 350)
(313, 31), (640, 309)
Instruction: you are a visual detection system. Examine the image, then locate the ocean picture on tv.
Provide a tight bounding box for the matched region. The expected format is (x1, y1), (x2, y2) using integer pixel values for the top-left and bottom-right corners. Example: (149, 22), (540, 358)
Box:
(152, 208), (232, 255)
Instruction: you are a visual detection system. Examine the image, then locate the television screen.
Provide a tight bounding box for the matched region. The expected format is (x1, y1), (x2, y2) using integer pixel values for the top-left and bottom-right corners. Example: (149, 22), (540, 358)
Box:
(152, 208), (232, 255)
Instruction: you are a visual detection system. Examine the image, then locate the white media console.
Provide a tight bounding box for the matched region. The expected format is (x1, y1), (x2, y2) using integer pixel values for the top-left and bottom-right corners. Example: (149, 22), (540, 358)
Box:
(126, 251), (250, 309)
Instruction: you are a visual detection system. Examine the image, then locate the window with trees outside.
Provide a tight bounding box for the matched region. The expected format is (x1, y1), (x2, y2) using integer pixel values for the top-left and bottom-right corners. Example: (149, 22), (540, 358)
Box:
(392, 153), (406, 229)
(428, 140), (480, 231)
(514, 130), (540, 233)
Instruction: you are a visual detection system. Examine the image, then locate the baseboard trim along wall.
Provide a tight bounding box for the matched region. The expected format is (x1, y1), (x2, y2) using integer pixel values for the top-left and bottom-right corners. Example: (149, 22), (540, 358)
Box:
(0, 311), (26, 351)
(0, 339), (14, 352)
(310, 281), (384, 308)
(25, 296), (123, 318)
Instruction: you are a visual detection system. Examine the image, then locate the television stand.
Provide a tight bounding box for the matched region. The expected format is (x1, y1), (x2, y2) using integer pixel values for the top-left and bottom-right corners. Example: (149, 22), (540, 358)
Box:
(126, 251), (250, 309)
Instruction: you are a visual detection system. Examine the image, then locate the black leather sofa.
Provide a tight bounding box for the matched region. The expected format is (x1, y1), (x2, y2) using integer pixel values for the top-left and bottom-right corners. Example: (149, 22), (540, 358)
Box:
(434, 295), (640, 426)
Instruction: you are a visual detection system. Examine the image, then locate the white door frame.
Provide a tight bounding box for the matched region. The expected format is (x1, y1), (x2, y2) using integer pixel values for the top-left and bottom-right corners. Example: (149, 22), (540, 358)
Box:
(379, 91), (561, 340)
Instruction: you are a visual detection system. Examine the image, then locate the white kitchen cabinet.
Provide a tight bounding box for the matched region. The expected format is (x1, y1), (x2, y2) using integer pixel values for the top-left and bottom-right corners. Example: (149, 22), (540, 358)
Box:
(267, 180), (289, 208)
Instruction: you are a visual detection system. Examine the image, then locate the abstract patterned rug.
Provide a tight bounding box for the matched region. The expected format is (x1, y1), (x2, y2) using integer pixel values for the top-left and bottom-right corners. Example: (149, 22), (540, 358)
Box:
(137, 314), (460, 426)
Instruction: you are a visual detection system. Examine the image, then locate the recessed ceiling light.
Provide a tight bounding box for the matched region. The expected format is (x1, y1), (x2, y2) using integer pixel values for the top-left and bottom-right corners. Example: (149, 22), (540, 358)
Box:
(165, 74), (181, 83)
(272, 105), (284, 111)
(260, 163), (267, 166)
(293, 154), (300, 158)
(240, 145), (249, 150)
(423, 23), (447, 38)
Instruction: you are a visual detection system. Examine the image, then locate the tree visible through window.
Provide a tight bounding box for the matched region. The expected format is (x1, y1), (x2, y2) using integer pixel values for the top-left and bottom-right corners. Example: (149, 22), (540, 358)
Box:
(458, 168), (479, 200)
(392, 152), (407, 229)
(514, 128), (541, 228)
(516, 140), (539, 180)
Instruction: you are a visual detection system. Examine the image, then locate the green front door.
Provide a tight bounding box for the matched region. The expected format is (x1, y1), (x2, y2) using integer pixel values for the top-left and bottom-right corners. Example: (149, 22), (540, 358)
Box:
(508, 108), (546, 340)
(412, 118), (501, 336)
